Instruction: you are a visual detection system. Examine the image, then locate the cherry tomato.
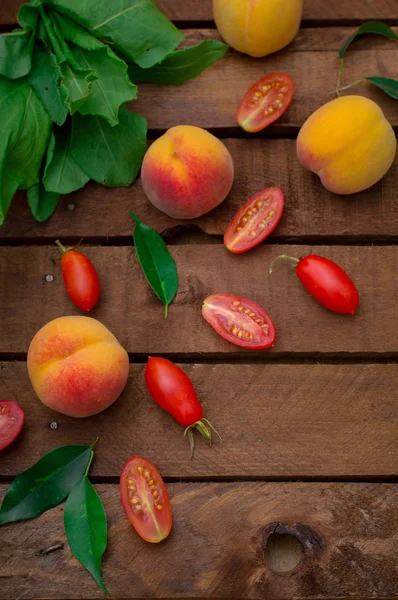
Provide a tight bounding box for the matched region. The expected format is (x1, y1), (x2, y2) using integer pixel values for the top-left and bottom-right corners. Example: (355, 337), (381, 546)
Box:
(0, 400), (25, 451)
(56, 240), (100, 312)
(120, 456), (172, 543)
(202, 294), (276, 349)
(237, 72), (294, 133)
(270, 254), (359, 314)
(145, 357), (215, 456)
(224, 187), (284, 254)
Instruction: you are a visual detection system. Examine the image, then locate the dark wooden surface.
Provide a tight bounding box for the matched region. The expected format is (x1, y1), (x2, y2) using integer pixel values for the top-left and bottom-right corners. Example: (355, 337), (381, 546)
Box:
(1, 1), (397, 599)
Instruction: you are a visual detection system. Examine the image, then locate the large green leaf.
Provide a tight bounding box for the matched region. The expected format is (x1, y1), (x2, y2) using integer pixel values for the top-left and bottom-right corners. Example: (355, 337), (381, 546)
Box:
(27, 44), (68, 126)
(129, 40), (228, 85)
(130, 212), (178, 317)
(71, 107), (147, 187)
(339, 21), (398, 58)
(64, 475), (109, 595)
(44, 126), (89, 194)
(27, 181), (60, 222)
(44, 0), (183, 68)
(366, 76), (398, 99)
(0, 445), (92, 525)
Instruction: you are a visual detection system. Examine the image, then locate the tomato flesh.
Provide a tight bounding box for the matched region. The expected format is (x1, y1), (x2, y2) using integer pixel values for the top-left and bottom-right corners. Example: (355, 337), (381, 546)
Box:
(237, 72), (294, 133)
(0, 400), (25, 451)
(145, 357), (203, 427)
(202, 294), (276, 349)
(297, 256), (359, 315)
(224, 187), (284, 254)
(120, 456), (172, 543)
(60, 248), (100, 312)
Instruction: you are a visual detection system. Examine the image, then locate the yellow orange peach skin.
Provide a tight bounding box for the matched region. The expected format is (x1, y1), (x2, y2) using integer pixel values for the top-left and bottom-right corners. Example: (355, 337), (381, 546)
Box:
(141, 125), (234, 219)
(297, 96), (396, 195)
(28, 316), (129, 417)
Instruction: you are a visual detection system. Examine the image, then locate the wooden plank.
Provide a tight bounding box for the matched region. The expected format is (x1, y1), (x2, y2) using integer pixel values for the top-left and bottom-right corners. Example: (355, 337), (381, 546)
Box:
(2, 0), (398, 25)
(1, 482), (398, 599)
(0, 245), (396, 356)
(1, 362), (397, 479)
(3, 138), (398, 241)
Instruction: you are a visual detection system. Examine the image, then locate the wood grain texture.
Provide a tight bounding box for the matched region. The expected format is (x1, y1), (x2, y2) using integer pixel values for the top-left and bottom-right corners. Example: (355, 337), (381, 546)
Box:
(1, 482), (398, 599)
(3, 138), (398, 241)
(1, 362), (397, 479)
(2, 0), (398, 24)
(0, 245), (396, 356)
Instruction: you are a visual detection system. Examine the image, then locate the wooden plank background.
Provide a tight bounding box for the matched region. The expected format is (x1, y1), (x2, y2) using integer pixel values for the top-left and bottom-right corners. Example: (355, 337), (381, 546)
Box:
(1, 1), (397, 599)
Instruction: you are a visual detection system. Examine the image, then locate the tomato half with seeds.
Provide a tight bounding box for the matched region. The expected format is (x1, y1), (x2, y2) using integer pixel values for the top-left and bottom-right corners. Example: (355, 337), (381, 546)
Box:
(0, 400), (25, 451)
(120, 456), (172, 543)
(202, 294), (276, 349)
(224, 187), (284, 254)
(237, 72), (294, 133)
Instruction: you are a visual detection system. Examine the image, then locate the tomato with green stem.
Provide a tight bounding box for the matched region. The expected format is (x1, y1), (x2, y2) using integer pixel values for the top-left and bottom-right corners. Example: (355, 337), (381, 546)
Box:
(145, 357), (218, 457)
(56, 240), (100, 312)
(269, 254), (359, 314)
(120, 456), (172, 543)
(0, 400), (25, 451)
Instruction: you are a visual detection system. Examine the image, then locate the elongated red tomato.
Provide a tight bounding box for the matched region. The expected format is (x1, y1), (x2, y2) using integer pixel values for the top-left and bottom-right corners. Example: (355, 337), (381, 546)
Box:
(224, 187), (284, 254)
(56, 240), (100, 312)
(237, 72), (294, 133)
(202, 294), (276, 349)
(0, 400), (25, 451)
(120, 456), (172, 543)
(270, 255), (359, 314)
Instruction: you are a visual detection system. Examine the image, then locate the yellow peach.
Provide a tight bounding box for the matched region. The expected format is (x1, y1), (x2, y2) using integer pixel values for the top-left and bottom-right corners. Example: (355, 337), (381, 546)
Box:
(141, 125), (234, 219)
(297, 96), (396, 194)
(27, 316), (129, 418)
(213, 0), (303, 57)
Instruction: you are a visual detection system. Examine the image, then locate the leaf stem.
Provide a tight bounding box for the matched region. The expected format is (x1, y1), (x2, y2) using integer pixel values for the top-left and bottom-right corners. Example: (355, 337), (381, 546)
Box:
(336, 78), (366, 93)
(164, 303), (169, 318)
(85, 451), (94, 477)
(52, 16), (85, 72)
(335, 58), (344, 97)
(55, 239), (67, 255)
(38, 5), (65, 63)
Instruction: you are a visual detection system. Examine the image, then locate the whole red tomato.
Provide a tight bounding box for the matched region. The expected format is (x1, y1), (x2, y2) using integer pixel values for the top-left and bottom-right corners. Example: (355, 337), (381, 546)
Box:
(145, 357), (216, 456)
(56, 240), (100, 312)
(270, 254), (359, 314)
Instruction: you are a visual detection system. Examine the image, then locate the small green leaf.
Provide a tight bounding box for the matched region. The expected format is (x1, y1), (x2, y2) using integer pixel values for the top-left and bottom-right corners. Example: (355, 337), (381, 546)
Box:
(71, 107), (147, 187)
(128, 39), (228, 86)
(60, 63), (98, 114)
(0, 28), (37, 79)
(44, 126), (90, 194)
(27, 182), (60, 222)
(339, 21), (398, 58)
(0, 445), (92, 525)
(366, 76), (398, 99)
(64, 475), (109, 595)
(130, 212), (178, 316)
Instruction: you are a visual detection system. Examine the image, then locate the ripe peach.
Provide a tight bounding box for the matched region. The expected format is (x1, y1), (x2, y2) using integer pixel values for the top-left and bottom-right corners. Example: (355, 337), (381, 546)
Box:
(297, 95), (396, 195)
(213, 0), (303, 57)
(27, 316), (129, 418)
(141, 125), (234, 219)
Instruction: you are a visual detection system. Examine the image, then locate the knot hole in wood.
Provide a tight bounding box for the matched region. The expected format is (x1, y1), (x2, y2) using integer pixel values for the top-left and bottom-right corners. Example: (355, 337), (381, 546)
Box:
(262, 522), (323, 576)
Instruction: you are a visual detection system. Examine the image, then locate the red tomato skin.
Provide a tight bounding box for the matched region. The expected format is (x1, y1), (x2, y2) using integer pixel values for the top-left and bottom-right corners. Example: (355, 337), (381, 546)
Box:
(297, 256), (359, 314)
(237, 72), (294, 133)
(145, 357), (203, 427)
(0, 400), (25, 451)
(120, 456), (172, 543)
(202, 294), (276, 349)
(61, 250), (100, 312)
(224, 187), (285, 254)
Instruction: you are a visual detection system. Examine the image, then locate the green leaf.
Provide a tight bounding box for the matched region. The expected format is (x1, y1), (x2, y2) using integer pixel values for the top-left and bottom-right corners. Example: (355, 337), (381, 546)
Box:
(366, 76), (398, 99)
(0, 28), (37, 79)
(60, 63), (98, 114)
(339, 21), (398, 58)
(44, 126), (90, 194)
(70, 107), (147, 187)
(27, 181), (60, 222)
(44, 0), (183, 68)
(130, 212), (178, 316)
(64, 475), (109, 595)
(27, 44), (68, 126)
(128, 40), (228, 85)
(0, 445), (92, 525)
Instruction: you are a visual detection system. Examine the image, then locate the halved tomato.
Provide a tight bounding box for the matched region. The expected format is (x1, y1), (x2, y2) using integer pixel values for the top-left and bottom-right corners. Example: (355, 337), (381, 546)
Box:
(224, 187), (284, 254)
(237, 72), (294, 132)
(202, 294), (276, 349)
(120, 456), (172, 543)
(0, 400), (25, 451)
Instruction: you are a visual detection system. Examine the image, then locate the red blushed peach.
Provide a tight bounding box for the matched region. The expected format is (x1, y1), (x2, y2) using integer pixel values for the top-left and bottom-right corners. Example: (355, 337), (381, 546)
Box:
(27, 316), (129, 418)
(141, 125), (234, 219)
